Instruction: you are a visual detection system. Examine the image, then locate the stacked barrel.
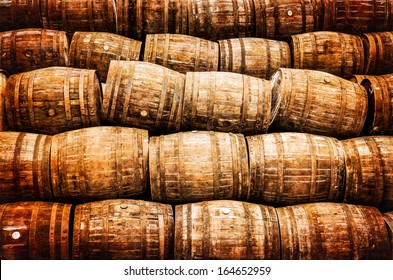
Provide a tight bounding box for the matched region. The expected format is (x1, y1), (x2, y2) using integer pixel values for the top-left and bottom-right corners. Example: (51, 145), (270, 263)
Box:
(1, 0), (393, 260)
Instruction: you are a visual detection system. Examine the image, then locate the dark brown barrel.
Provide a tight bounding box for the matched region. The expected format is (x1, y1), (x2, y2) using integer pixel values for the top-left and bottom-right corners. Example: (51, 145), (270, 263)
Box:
(103, 61), (185, 133)
(0, 132), (52, 203)
(0, 28), (69, 75)
(187, 0), (255, 40)
(175, 200), (280, 260)
(271, 68), (368, 139)
(291, 31), (364, 78)
(246, 133), (345, 206)
(383, 211), (393, 260)
(143, 33), (219, 74)
(50, 126), (149, 202)
(254, 0), (324, 40)
(219, 38), (291, 79)
(277, 202), (390, 259)
(0, 201), (72, 260)
(72, 199), (174, 260)
(341, 136), (393, 212)
(5, 67), (102, 135)
(362, 32), (393, 75)
(69, 32), (142, 83)
(182, 72), (272, 135)
(149, 131), (250, 203)
(0, 0), (42, 31)
(0, 72), (6, 131)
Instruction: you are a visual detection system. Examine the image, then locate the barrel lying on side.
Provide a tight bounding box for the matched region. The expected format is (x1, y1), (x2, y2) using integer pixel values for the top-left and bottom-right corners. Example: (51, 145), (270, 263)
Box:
(0, 72), (6, 131)
(0, 0), (42, 32)
(72, 199), (174, 260)
(0, 201), (72, 259)
(362, 32), (393, 75)
(383, 212), (393, 260)
(175, 200), (280, 260)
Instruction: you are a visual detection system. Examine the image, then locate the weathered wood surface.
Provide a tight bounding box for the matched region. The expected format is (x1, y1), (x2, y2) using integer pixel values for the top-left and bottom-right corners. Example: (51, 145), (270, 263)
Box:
(175, 200), (280, 259)
(0, 72), (6, 131)
(0, 0), (42, 32)
(362, 32), (393, 75)
(383, 211), (393, 260)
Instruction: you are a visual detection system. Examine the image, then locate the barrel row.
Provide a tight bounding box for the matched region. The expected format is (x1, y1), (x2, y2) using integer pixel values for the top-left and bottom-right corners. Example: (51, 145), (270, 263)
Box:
(0, 199), (392, 260)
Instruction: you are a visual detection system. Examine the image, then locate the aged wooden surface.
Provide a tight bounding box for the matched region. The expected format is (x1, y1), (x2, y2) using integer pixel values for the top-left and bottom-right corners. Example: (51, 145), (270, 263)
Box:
(0, 72), (6, 131)
(5, 67), (102, 135)
(291, 31), (364, 78)
(0, 131), (52, 203)
(69, 32), (142, 83)
(271, 68), (368, 139)
(277, 202), (390, 259)
(246, 133), (345, 206)
(149, 131), (250, 203)
(143, 33), (219, 74)
(341, 136), (393, 212)
(183, 72), (272, 135)
(50, 126), (149, 202)
(103, 61), (185, 133)
(0, 201), (72, 259)
(0, 0), (42, 31)
(219, 38), (291, 79)
(72, 199), (174, 259)
(383, 211), (393, 260)
(362, 32), (393, 75)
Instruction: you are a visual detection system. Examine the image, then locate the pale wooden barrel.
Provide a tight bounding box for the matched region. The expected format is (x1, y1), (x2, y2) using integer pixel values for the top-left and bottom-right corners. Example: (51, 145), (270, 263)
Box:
(246, 133), (345, 206)
(72, 199), (174, 259)
(69, 32), (142, 83)
(219, 38), (291, 79)
(183, 72), (272, 135)
(50, 127), (149, 202)
(0, 0), (42, 31)
(277, 203), (390, 259)
(0, 28), (69, 74)
(0, 72), (6, 131)
(149, 131), (250, 203)
(0, 201), (72, 259)
(383, 212), (393, 260)
(143, 33), (219, 74)
(341, 136), (393, 212)
(290, 31), (364, 78)
(103, 61), (185, 133)
(5, 67), (102, 135)
(271, 68), (368, 139)
(0, 132), (52, 203)
(362, 32), (393, 75)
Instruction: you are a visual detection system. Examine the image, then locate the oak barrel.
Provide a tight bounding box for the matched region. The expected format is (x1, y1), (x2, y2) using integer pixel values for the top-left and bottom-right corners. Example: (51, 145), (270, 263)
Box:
(50, 126), (149, 202)
(290, 31), (364, 78)
(143, 33), (219, 74)
(0, 72), (6, 131)
(103, 61), (185, 133)
(149, 131), (250, 203)
(219, 38), (291, 79)
(0, 0), (41, 32)
(182, 72), (272, 135)
(0, 28), (69, 75)
(0, 201), (72, 259)
(246, 133), (345, 206)
(383, 212), (393, 260)
(5, 67), (102, 135)
(349, 74), (374, 84)
(277, 202), (390, 259)
(362, 32), (393, 75)
(341, 136), (393, 212)
(271, 68), (368, 139)
(0, 132), (52, 203)
(69, 32), (142, 83)
(72, 199), (174, 260)
(175, 200), (280, 260)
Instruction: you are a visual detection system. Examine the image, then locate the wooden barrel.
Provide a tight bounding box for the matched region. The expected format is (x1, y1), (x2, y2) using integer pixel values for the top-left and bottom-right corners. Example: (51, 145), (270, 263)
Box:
(219, 38), (291, 79)
(0, 72), (6, 131)
(246, 133), (345, 206)
(254, 0), (324, 40)
(341, 136), (393, 212)
(149, 131), (250, 203)
(69, 32), (142, 83)
(0, 201), (72, 260)
(72, 199), (174, 259)
(277, 202), (390, 259)
(182, 72), (272, 135)
(187, 0), (255, 40)
(117, 0), (187, 39)
(50, 126), (149, 202)
(0, 0), (42, 32)
(383, 211), (393, 260)
(103, 61), (185, 133)
(271, 68), (368, 139)
(143, 34), (219, 74)
(175, 200), (280, 260)
(5, 67), (102, 135)
(362, 32), (393, 75)
(290, 32), (364, 78)
(0, 132), (52, 203)
(349, 74), (374, 84)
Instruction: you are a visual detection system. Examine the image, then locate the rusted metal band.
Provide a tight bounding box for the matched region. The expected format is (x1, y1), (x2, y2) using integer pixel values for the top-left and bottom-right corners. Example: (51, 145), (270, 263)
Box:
(27, 71), (37, 131)
(49, 203), (58, 259)
(163, 33), (170, 67)
(121, 63), (135, 124)
(230, 133), (240, 198)
(29, 202), (41, 259)
(63, 69), (72, 124)
(156, 68), (169, 128)
(194, 38), (201, 71)
(13, 133), (25, 202)
(241, 74), (249, 132)
(306, 134), (317, 202)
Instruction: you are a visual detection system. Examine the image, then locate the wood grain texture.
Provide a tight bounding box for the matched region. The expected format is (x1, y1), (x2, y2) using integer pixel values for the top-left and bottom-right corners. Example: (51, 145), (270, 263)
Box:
(0, 72), (6, 131)
(383, 211), (393, 260)
(362, 32), (393, 75)
(0, 0), (42, 31)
